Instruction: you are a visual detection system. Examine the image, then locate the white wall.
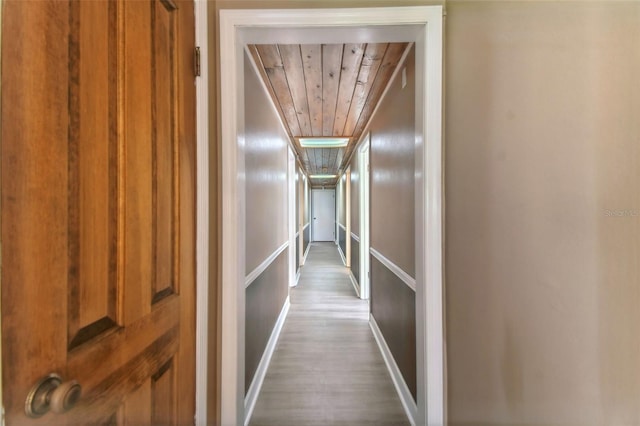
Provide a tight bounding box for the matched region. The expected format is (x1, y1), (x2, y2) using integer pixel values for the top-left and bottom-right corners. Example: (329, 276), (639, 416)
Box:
(446, 2), (640, 424)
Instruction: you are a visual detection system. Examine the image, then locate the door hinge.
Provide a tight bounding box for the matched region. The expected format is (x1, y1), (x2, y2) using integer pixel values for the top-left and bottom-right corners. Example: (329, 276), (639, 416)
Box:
(194, 46), (201, 77)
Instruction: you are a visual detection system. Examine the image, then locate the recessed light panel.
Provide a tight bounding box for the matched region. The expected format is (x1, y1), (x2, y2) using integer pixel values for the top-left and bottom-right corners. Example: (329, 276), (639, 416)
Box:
(298, 138), (349, 148)
(309, 174), (337, 179)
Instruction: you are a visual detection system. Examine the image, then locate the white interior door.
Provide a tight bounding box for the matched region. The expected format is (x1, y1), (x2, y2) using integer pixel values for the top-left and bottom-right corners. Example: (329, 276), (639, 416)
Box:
(312, 189), (335, 241)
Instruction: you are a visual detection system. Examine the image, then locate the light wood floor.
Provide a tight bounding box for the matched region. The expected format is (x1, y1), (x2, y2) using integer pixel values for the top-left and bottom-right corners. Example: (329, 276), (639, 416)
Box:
(249, 242), (410, 426)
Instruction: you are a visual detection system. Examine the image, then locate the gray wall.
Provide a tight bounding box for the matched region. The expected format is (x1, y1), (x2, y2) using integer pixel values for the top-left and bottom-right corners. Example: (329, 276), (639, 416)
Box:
(370, 48), (415, 278)
(370, 46), (416, 398)
(243, 51), (289, 391)
(244, 53), (288, 274)
(245, 251), (288, 392)
(446, 2), (640, 424)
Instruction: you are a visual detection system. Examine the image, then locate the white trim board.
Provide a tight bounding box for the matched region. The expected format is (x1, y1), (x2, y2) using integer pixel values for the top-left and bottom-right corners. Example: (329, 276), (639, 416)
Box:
(358, 138), (371, 302)
(370, 315), (417, 425)
(351, 232), (360, 242)
(338, 244), (347, 266)
(244, 297), (291, 426)
(370, 247), (416, 292)
(245, 242), (289, 288)
(194, 0), (209, 424)
(219, 7), (444, 425)
(302, 241), (311, 264)
(349, 271), (361, 298)
(338, 223), (346, 230)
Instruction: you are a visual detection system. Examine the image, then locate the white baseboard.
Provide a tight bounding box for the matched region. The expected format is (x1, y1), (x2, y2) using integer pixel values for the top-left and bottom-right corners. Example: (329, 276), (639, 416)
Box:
(244, 296), (291, 426)
(349, 270), (360, 298)
(302, 242), (310, 264)
(338, 244), (347, 265)
(369, 315), (417, 426)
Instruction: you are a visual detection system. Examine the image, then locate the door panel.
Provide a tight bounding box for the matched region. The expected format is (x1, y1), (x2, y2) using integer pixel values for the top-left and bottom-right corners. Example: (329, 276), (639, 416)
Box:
(68, 0), (119, 351)
(1, 0), (196, 424)
(312, 189), (336, 241)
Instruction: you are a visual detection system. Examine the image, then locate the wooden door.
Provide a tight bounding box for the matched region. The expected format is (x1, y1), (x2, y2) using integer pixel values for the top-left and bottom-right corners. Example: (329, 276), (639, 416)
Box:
(1, 0), (196, 424)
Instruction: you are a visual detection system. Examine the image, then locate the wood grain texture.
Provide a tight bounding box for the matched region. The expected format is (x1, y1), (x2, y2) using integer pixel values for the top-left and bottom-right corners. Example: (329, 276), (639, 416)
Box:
(333, 43), (365, 136)
(67, 0), (119, 351)
(256, 45), (302, 137)
(353, 43), (408, 137)
(1, 0), (196, 424)
(249, 243), (409, 426)
(123, 0), (154, 325)
(343, 43), (387, 136)
(249, 42), (409, 187)
(301, 44), (323, 137)
(1, 2), (70, 422)
(151, 0), (178, 305)
(279, 44), (312, 136)
(248, 45), (291, 139)
(342, 43), (410, 171)
(322, 44), (343, 137)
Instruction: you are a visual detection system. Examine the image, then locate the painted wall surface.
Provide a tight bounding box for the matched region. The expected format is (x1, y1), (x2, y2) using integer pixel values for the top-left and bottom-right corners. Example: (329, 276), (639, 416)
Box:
(245, 250), (288, 392)
(244, 52), (289, 274)
(369, 47), (416, 397)
(243, 51), (290, 391)
(371, 256), (416, 399)
(370, 47), (415, 278)
(350, 237), (360, 286)
(446, 2), (640, 424)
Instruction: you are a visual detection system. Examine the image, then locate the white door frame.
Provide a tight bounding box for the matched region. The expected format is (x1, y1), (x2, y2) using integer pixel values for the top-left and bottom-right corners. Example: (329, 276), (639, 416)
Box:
(345, 167), (351, 268)
(359, 138), (371, 301)
(194, 0), (210, 424)
(218, 7), (443, 425)
(287, 147), (297, 287)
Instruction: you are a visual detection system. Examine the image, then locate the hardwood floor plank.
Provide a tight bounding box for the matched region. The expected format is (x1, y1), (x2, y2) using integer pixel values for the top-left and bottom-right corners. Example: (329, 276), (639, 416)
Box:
(249, 243), (410, 426)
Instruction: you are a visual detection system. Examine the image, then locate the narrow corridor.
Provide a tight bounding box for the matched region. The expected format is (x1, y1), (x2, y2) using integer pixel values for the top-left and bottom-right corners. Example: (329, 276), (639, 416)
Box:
(249, 242), (410, 426)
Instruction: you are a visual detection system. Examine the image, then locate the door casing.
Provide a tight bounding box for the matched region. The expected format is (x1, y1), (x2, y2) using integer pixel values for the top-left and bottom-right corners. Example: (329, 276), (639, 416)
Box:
(359, 138), (371, 301)
(218, 6), (444, 426)
(194, 0), (210, 424)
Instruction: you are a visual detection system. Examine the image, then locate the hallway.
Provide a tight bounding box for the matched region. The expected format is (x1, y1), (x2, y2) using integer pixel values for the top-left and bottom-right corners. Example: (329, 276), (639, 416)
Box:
(249, 242), (410, 426)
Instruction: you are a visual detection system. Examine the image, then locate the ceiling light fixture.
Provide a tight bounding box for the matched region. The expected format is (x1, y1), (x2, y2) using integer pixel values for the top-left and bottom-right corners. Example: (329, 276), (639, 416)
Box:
(309, 174), (337, 179)
(298, 137), (349, 148)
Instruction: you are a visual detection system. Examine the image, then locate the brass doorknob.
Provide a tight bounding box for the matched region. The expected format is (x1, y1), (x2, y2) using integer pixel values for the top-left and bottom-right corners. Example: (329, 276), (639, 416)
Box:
(25, 374), (82, 418)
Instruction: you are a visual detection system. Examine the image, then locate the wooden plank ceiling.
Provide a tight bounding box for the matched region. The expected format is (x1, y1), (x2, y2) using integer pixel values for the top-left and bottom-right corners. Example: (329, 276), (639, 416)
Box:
(248, 42), (409, 186)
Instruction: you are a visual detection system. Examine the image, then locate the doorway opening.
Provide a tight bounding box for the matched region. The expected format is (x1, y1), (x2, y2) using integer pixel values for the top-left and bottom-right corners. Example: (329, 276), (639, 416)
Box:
(214, 6), (443, 426)
(312, 189), (336, 242)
